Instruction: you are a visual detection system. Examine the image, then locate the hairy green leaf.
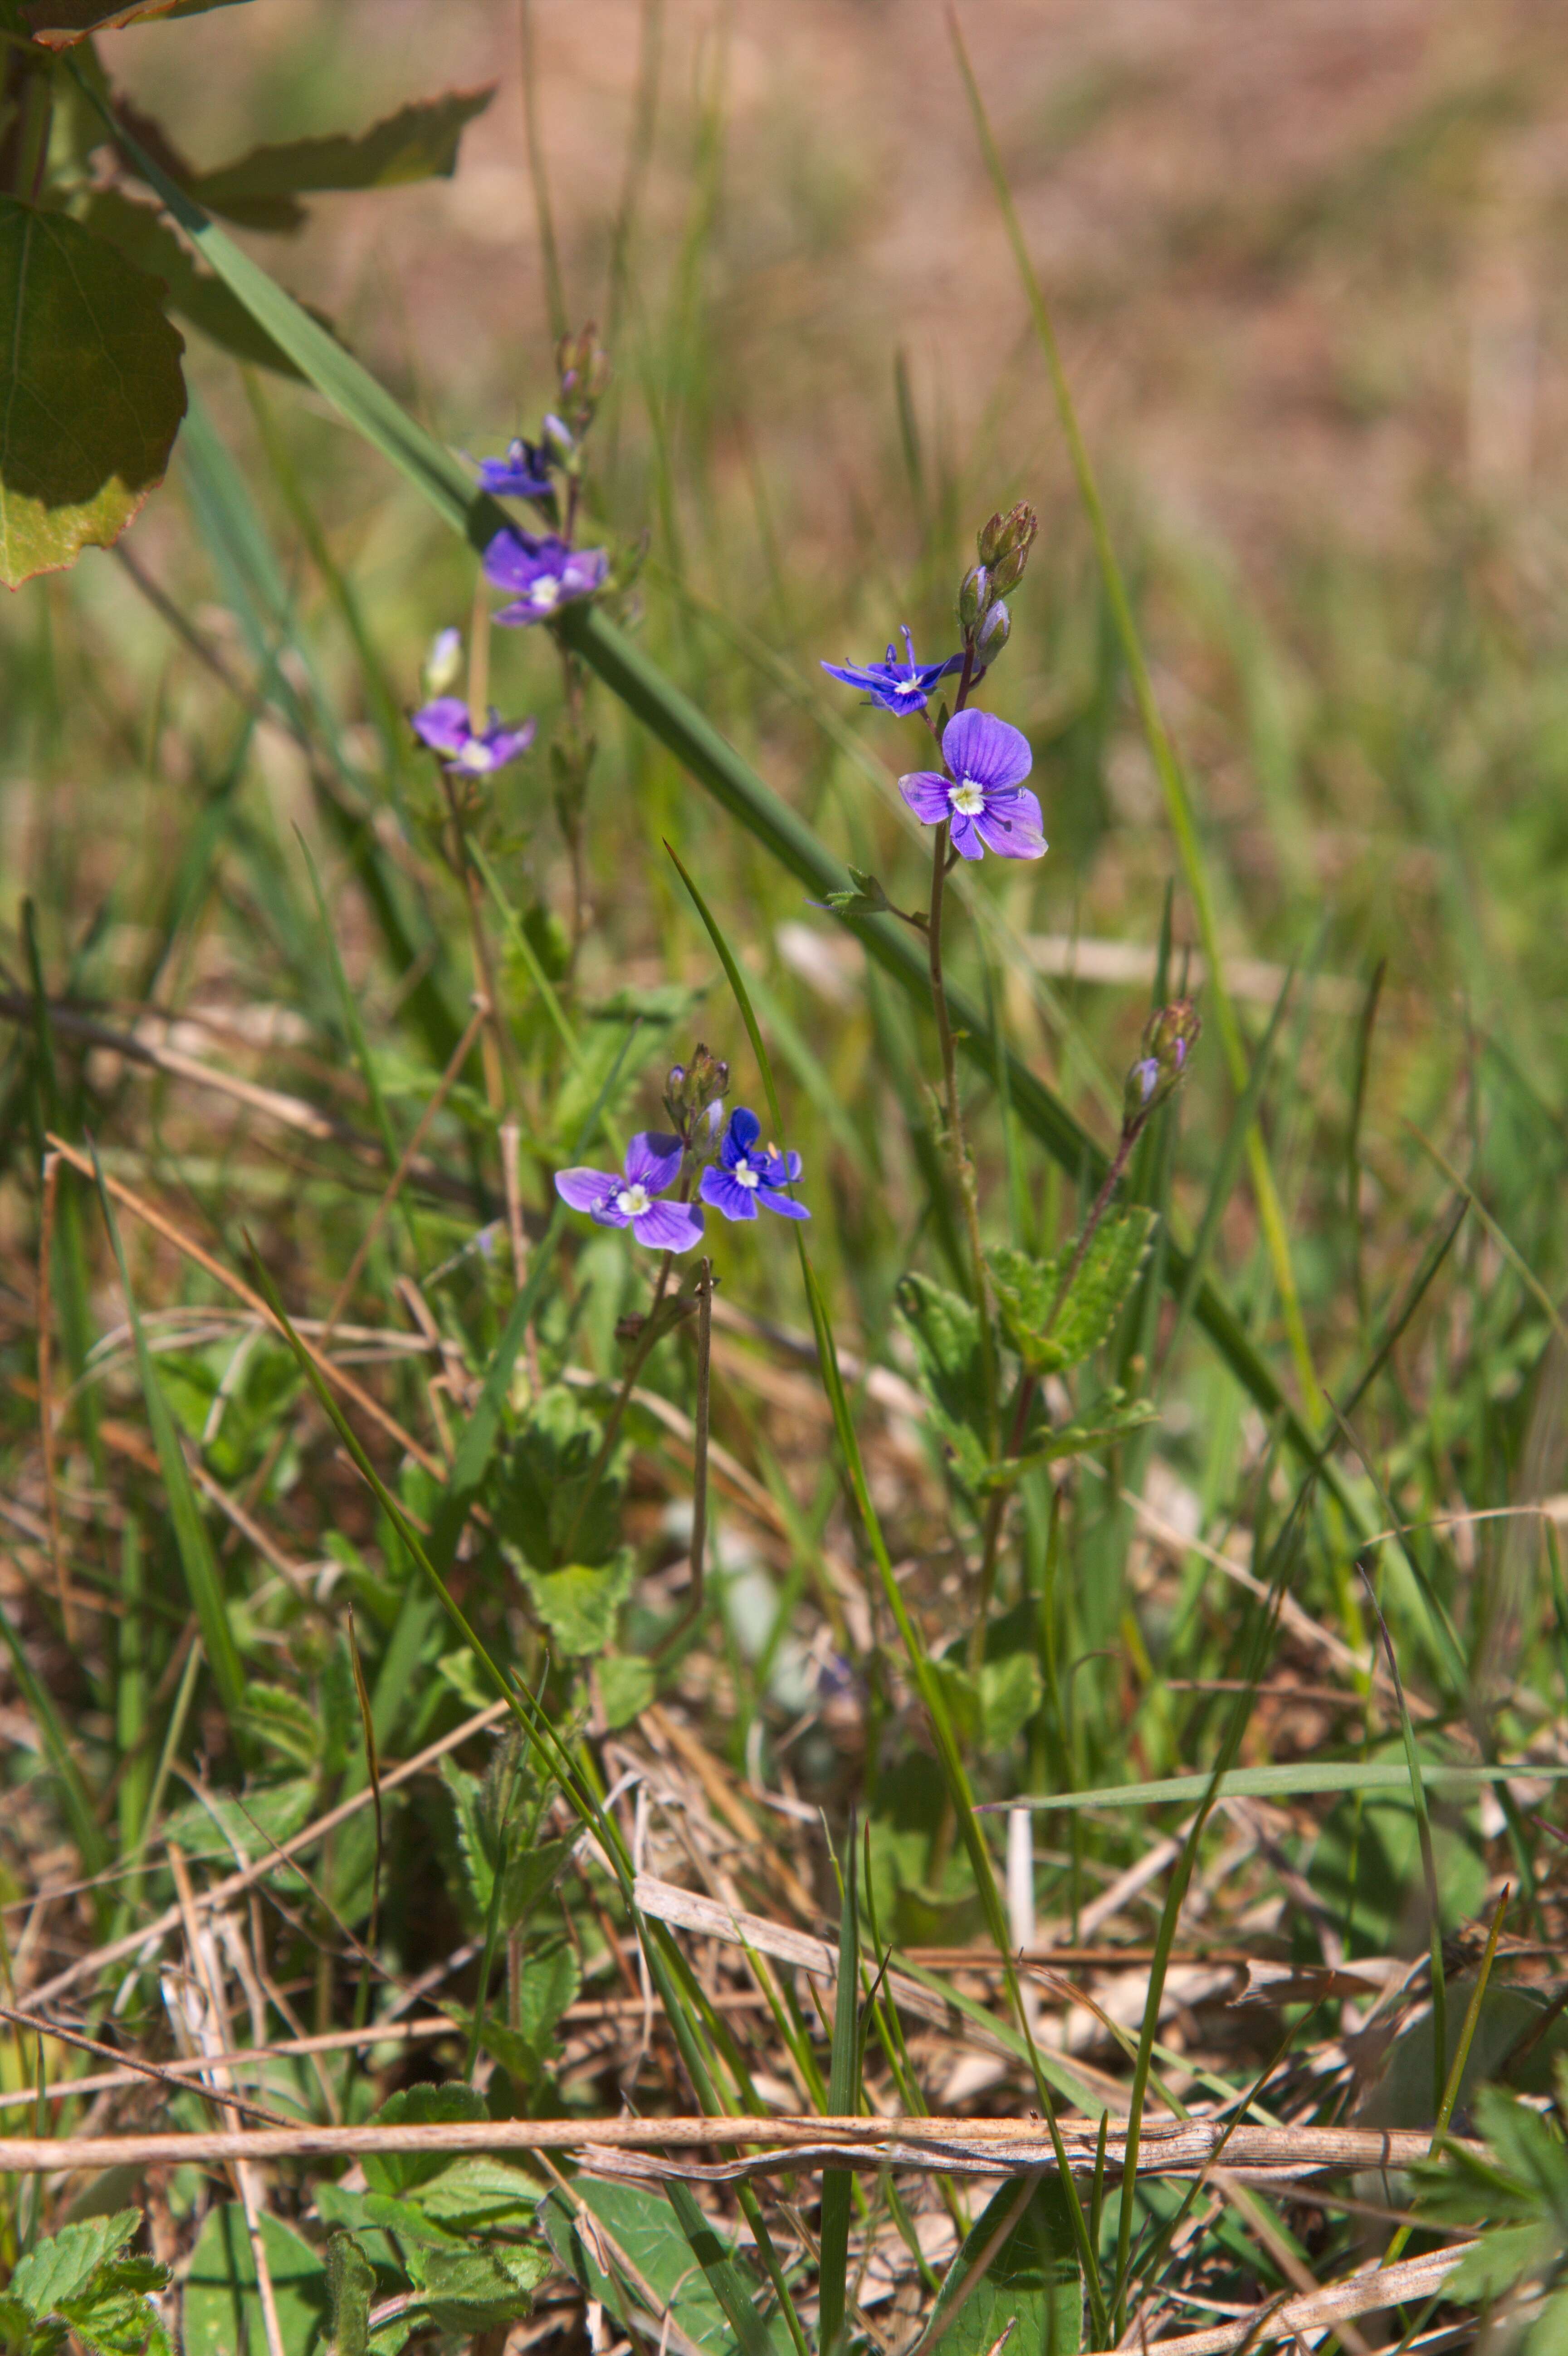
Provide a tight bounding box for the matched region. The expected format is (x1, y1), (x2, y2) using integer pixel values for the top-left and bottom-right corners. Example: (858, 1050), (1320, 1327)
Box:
(0, 199), (185, 586)
(362, 2083), (487, 2198)
(515, 1554), (636, 1656)
(184, 2208), (326, 2356)
(925, 2178), (1082, 2356)
(325, 2234), (375, 2356)
(407, 2244), (548, 2336)
(988, 1207), (1156, 1374)
(542, 2179), (738, 2356)
(11, 2218), (141, 2317)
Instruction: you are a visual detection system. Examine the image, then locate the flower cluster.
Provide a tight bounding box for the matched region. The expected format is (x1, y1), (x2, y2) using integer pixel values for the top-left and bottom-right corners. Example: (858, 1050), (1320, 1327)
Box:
(483, 527), (609, 627)
(411, 695), (536, 776)
(821, 502), (1045, 863)
(555, 1058), (810, 1253)
(1124, 998), (1202, 1126)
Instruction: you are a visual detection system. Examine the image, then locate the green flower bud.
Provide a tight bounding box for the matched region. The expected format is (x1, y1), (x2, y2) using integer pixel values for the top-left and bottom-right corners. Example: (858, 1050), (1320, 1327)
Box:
(664, 1041), (730, 1143)
(1123, 997), (1201, 1125)
(976, 599), (1011, 661)
(977, 501), (1037, 569)
(958, 563), (990, 631)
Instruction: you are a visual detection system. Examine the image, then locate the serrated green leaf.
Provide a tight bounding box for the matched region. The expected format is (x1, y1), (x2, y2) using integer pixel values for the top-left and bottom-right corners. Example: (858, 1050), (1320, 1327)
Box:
(988, 1207), (1156, 1375)
(896, 1273), (989, 1480)
(324, 2235), (375, 2356)
(184, 89), (495, 231)
(0, 2293), (45, 2356)
(362, 2082), (488, 2198)
(1446, 2224), (1558, 2302)
(499, 1385), (625, 1573)
(408, 2244), (548, 2336)
(0, 198), (186, 587)
(25, 0), (248, 43)
(359, 2195), (466, 2253)
(56, 2276), (169, 2356)
(409, 2159), (544, 2233)
(972, 1394), (1160, 1491)
(516, 1555), (636, 1656)
(159, 1778), (316, 1878)
(234, 1683), (322, 1769)
(12, 2216), (141, 2317)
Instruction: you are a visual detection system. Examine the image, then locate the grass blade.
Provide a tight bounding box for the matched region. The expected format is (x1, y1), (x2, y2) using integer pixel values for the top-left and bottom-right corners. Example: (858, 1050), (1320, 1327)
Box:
(818, 1827), (860, 2356)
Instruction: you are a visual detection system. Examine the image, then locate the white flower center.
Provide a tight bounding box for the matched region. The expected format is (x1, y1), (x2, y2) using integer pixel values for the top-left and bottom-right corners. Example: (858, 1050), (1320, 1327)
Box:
(894, 675), (923, 694)
(733, 1159), (760, 1188)
(454, 739), (492, 771)
(617, 1182), (651, 1217)
(528, 577), (562, 608)
(949, 777), (985, 816)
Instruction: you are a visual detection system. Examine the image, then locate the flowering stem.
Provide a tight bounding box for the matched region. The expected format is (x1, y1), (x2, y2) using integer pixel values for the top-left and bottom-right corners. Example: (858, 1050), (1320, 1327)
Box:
(466, 572), (491, 739)
(926, 823), (998, 1454)
(559, 1250), (675, 1565)
(653, 1254), (713, 1660)
(967, 1109), (1147, 1674)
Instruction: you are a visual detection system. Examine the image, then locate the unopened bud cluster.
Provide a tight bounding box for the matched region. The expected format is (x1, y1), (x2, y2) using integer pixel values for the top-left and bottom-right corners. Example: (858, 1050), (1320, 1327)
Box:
(664, 1043), (730, 1145)
(957, 502), (1036, 672)
(1123, 997), (1201, 1126)
(548, 324), (611, 460)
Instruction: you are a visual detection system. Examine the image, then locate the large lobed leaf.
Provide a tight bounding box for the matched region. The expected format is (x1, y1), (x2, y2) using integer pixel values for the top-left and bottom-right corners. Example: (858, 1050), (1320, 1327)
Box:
(0, 198), (185, 587)
(185, 88), (497, 231)
(25, 0), (249, 45)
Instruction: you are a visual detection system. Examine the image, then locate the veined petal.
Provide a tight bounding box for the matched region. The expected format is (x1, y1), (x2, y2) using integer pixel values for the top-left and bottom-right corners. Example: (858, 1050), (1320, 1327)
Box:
(974, 785), (1047, 860)
(899, 770), (953, 826)
(623, 1131), (684, 1193)
(941, 707), (1033, 793)
(720, 1108), (762, 1167)
(760, 1148), (803, 1186)
(481, 526), (546, 593)
(756, 1185), (811, 1220)
(820, 660), (881, 693)
(591, 1201), (632, 1228)
(634, 1200), (705, 1252)
(700, 1167), (758, 1222)
(555, 1166), (617, 1212)
(948, 812), (986, 860)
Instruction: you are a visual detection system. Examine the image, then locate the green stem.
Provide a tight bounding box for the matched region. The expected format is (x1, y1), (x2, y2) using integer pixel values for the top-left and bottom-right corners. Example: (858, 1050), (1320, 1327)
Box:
(559, 1249), (675, 1563)
(927, 823), (998, 1454)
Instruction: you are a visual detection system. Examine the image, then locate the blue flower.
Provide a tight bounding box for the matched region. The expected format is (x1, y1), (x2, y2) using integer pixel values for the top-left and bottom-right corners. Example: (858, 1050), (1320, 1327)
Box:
(476, 437), (554, 500)
(899, 708), (1046, 862)
(555, 1132), (704, 1253)
(821, 626), (963, 715)
(484, 527), (609, 625)
(412, 697), (536, 775)
(699, 1108), (810, 1223)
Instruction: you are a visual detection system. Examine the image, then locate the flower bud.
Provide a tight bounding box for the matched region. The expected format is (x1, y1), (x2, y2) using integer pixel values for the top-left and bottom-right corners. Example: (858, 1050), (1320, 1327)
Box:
(958, 563), (990, 632)
(976, 599), (1011, 661)
(977, 501), (1037, 568)
(1123, 997), (1201, 1125)
(663, 1041), (730, 1142)
(423, 625), (464, 697)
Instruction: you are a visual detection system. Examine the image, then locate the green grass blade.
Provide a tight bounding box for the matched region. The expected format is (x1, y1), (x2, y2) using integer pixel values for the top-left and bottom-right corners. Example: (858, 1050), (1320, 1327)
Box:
(661, 2180), (780, 2356)
(0, 1596), (109, 1886)
(818, 1828), (860, 2356)
(982, 1759), (1568, 1812)
(89, 1151), (248, 1723)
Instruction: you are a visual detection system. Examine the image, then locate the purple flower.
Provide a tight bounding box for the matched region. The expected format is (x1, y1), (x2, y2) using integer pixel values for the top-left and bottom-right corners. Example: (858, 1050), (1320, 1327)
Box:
(476, 437), (554, 500)
(821, 626), (963, 716)
(898, 708), (1046, 862)
(555, 1132), (704, 1253)
(484, 527), (609, 626)
(411, 697), (536, 776)
(699, 1108), (810, 1224)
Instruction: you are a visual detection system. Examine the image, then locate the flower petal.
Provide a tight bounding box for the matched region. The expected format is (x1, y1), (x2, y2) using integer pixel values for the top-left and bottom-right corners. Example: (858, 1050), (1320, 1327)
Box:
(820, 660), (880, 694)
(410, 697), (472, 757)
(899, 770), (953, 826)
(757, 1185), (811, 1220)
(481, 526), (545, 594)
(555, 1166), (618, 1212)
(700, 1168), (758, 1222)
(973, 785), (1046, 860)
(948, 813), (985, 860)
(591, 1201), (631, 1228)
(761, 1148), (803, 1186)
(623, 1131), (684, 1193)
(941, 707), (1032, 793)
(633, 1200), (705, 1252)
(720, 1108), (762, 1167)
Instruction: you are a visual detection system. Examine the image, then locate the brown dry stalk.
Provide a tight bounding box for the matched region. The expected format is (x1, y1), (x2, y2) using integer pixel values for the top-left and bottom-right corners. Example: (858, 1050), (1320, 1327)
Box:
(35, 1149), (75, 1642)
(1120, 2244), (1468, 2356)
(0, 2115), (1470, 2177)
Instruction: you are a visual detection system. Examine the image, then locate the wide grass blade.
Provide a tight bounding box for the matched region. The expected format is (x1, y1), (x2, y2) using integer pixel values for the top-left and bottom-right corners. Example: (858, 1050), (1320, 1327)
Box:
(817, 1827), (860, 2356)
(979, 1758), (1568, 1812)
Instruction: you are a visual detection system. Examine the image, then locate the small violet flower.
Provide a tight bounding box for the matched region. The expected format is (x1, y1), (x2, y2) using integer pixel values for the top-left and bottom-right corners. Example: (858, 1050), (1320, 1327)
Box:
(484, 527), (608, 625)
(699, 1108), (810, 1224)
(476, 437), (554, 500)
(555, 1132), (704, 1253)
(411, 697), (536, 776)
(821, 626), (963, 716)
(898, 707), (1046, 862)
